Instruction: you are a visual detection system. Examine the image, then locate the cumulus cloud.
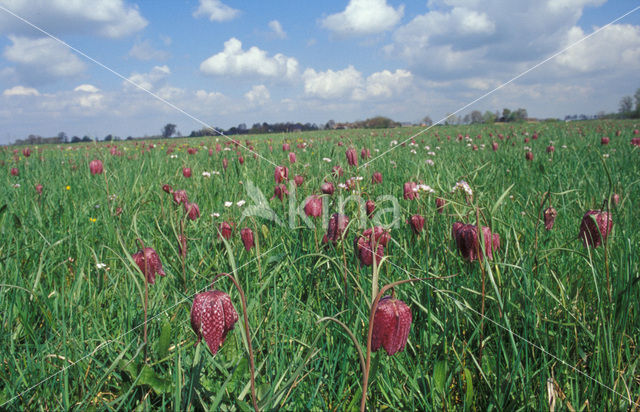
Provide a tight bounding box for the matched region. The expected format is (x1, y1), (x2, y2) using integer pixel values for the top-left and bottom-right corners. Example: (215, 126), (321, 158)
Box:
(245, 85), (271, 105)
(354, 69), (413, 100)
(200, 38), (299, 78)
(269, 20), (287, 39)
(3, 36), (85, 84)
(555, 24), (640, 73)
(125, 65), (171, 91)
(3, 85), (40, 96)
(303, 66), (412, 100)
(0, 0), (147, 38)
(129, 39), (170, 61)
(74, 84), (100, 93)
(321, 0), (404, 36)
(193, 0), (240, 22)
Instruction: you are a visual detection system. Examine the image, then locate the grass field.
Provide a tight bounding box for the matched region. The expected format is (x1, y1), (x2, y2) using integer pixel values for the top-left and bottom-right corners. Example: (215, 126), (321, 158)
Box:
(1, 119), (639, 410)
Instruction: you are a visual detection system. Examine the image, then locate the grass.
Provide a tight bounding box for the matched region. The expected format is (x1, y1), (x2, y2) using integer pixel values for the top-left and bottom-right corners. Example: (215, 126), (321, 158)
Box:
(1, 119), (639, 410)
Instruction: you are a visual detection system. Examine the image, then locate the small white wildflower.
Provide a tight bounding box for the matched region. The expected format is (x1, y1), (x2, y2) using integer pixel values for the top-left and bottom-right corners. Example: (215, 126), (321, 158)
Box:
(12, 183), (20, 188)
(426, 159), (435, 166)
(202, 171), (211, 178)
(323, 158), (332, 162)
(338, 183), (348, 189)
(212, 170), (220, 175)
(410, 149), (417, 154)
(466, 143), (471, 147)
(96, 263), (107, 269)
(223, 147), (231, 151)
(436, 146), (440, 150)
(562, 145), (567, 149)
(354, 176), (364, 181)
(211, 212), (220, 218)
(417, 184), (435, 194)
(236, 200), (246, 207)
(603, 154), (609, 158)
(427, 151), (436, 156)
(451, 180), (473, 197)
(390, 140), (398, 146)
(425, 145), (431, 150)
(224, 201), (233, 207)
(170, 154), (178, 159)
(374, 148), (380, 152)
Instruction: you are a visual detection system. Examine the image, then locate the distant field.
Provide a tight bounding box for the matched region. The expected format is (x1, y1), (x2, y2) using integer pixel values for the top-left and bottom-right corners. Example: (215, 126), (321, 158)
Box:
(1, 120), (639, 410)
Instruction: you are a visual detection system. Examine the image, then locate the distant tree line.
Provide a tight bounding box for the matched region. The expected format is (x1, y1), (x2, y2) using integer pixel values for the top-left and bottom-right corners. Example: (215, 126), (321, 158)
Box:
(617, 87), (640, 119)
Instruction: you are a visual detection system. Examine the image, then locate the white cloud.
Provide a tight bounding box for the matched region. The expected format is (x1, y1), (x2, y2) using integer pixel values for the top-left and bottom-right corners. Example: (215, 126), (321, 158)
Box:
(200, 38), (299, 78)
(125, 65), (171, 91)
(129, 39), (169, 61)
(0, 0), (147, 38)
(268, 20), (287, 39)
(3, 36), (85, 83)
(74, 84), (100, 93)
(303, 66), (364, 99)
(193, 0), (240, 22)
(321, 0), (404, 36)
(555, 24), (640, 73)
(245, 85), (270, 105)
(3, 85), (40, 96)
(354, 69), (413, 100)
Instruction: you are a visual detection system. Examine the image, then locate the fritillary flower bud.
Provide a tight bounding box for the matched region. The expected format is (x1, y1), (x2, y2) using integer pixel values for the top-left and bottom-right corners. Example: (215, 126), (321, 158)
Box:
(240, 228), (255, 251)
(222, 158), (229, 170)
(435, 197), (446, 214)
(218, 221), (233, 240)
(366, 200), (375, 218)
(282, 143), (290, 151)
(237, 155), (244, 165)
(371, 296), (412, 356)
(288, 152), (297, 164)
(525, 151), (534, 161)
(179, 234), (187, 259)
(173, 189), (188, 205)
(190, 290), (239, 355)
(613, 193), (620, 206)
(10, 167), (19, 176)
(546, 145), (555, 153)
(543, 206), (557, 230)
(361, 148), (370, 160)
(372, 172), (382, 184)
(579, 210), (613, 248)
(162, 184), (173, 194)
(35, 183), (43, 194)
(132, 247), (166, 284)
(403, 181), (417, 200)
(492, 142), (499, 151)
(601, 137), (610, 145)
(183, 167), (192, 178)
(22, 148), (31, 157)
(89, 159), (103, 175)
(294, 175), (304, 186)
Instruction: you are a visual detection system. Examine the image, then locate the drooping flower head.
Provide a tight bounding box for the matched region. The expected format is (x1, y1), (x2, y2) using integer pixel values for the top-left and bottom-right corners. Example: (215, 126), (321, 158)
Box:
(304, 195), (322, 218)
(372, 172), (383, 184)
(275, 165), (289, 183)
(321, 181), (335, 195)
(184, 202), (200, 220)
(190, 290), (239, 355)
(435, 197), (446, 214)
(354, 226), (390, 266)
(294, 175), (304, 186)
(451, 222), (500, 262)
(183, 167), (192, 178)
(240, 227), (255, 251)
(89, 159), (103, 175)
(288, 152), (297, 164)
(162, 184), (173, 194)
(218, 221), (233, 240)
(10, 167), (19, 176)
(543, 206), (557, 230)
(324, 213), (349, 244)
(172, 189), (188, 205)
(346, 148), (358, 166)
(132, 247), (166, 284)
(272, 184), (289, 201)
(403, 181), (417, 200)
(579, 210), (613, 248)
(409, 214), (425, 235)
(371, 295), (412, 356)
(365, 200), (375, 218)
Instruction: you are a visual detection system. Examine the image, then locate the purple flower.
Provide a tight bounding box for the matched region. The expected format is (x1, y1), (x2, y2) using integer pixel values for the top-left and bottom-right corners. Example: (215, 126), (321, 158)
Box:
(89, 159), (103, 175)
(304, 196), (322, 218)
(579, 210), (613, 248)
(409, 214), (425, 234)
(543, 206), (557, 230)
(371, 296), (412, 356)
(240, 228), (255, 251)
(452, 223), (500, 262)
(132, 247), (166, 284)
(324, 213), (349, 243)
(346, 148), (358, 166)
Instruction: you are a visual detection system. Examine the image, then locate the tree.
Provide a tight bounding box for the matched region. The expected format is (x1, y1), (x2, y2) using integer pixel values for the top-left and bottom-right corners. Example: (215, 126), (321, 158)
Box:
(325, 119), (336, 130)
(634, 88), (640, 114)
(422, 116), (433, 126)
(71, 136), (81, 143)
(482, 110), (496, 124)
(470, 110), (483, 124)
(82, 136), (92, 142)
(501, 108), (511, 122)
(162, 123), (177, 138)
(58, 131), (68, 143)
(619, 96), (633, 116)
(104, 134), (113, 142)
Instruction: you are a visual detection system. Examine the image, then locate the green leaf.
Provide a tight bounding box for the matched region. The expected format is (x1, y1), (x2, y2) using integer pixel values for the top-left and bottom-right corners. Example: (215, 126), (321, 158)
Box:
(433, 360), (447, 394)
(491, 183), (515, 215)
(156, 319), (171, 358)
(463, 367), (474, 408)
(138, 365), (172, 394)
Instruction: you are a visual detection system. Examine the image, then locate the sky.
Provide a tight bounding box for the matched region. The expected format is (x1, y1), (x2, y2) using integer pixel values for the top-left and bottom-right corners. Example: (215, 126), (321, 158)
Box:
(0, 0), (639, 144)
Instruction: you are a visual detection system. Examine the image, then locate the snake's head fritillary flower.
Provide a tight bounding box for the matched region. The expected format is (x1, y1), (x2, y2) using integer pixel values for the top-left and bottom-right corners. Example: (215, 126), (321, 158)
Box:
(354, 227), (390, 266)
(22, 148), (31, 157)
(612, 193), (620, 206)
(294, 175), (304, 186)
(237, 155), (244, 165)
(304, 196), (322, 218)
(9, 167), (18, 176)
(546, 145), (555, 153)
(272, 184), (289, 201)
(403, 182), (417, 200)
(35, 183), (43, 194)
(371, 296), (412, 356)
(172, 189), (188, 205)
(89, 159), (103, 175)
(321, 182), (335, 195)
(282, 143), (290, 151)
(275, 165), (289, 183)
(361, 148), (370, 160)
(183, 167), (192, 178)
(543, 206), (557, 230)
(184, 202), (200, 220)
(218, 221), (233, 240)
(132, 247), (166, 284)
(346, 148), (358, 166)
(452, 223), (500, 262)
(492, 142), (499, 151)
(240, 228), (255, 251)
(162, 184), (173, 194)
(190, 290), (239, 355)
(409, 214), (425, 235)
(601, 137), (610, 145)
(289, 152), (296, 164)
(436, 197), (446, 214)
(222, 158), (229, 170)
(579, 210), (613, 248)
(366, 200), (375, 218)
(525, 151), (534, 161)
(325, 213), (349, 244)
(372, 172), (382, 184)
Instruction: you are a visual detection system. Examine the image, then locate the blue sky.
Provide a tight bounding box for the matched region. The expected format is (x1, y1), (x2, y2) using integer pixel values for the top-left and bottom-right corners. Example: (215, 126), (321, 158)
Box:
(0, 0), (639, 144)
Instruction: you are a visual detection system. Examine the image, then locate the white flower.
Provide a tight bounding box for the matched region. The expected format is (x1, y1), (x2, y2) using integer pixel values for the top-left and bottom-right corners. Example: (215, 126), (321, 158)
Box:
(436, 146), (441, 150)
(211, 212), (220, 218)
(451, 180), (473, 197)
(374, 148), (380, 152)
(224, 201), (233, 207)
(236, 200), (246, 207)
(410, 149), (417, 154)
(12, 183), (20, 188)
(427, 151), (436, 156)
(202, 171), (211, 178)
(603, 154), (609, 158)
(390, 140), (398, 146)
(170, 154), (178, 159)
(426, 159), (435, 166)
(425, 145), (430, 150)
(224, 147), (231, 151)
(562, 145), (567, 149)
(338, 183), (348, 189)
(417, 184), (435, 194)
(108, 194), (117, 201)
(212, 170), (220, 175)
(96, 263), (107, 269)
